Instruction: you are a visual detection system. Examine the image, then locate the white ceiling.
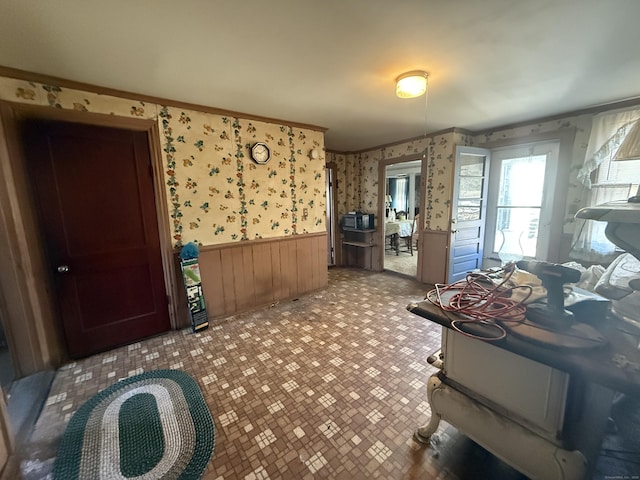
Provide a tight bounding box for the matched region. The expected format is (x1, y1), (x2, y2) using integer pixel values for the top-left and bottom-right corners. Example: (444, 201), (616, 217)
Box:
(2, 0), (640, 152)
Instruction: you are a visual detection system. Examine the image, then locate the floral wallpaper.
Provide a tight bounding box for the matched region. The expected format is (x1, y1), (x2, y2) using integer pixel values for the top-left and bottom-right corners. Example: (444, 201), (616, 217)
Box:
(332, 112), (598, 239)
(0, 76), (326, 248)
(0, 74), (614, 242)
(333, 132), (460, 232)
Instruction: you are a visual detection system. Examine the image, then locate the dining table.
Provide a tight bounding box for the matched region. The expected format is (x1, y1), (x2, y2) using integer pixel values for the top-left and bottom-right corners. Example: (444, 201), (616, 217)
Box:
(384, 219), (413, 255)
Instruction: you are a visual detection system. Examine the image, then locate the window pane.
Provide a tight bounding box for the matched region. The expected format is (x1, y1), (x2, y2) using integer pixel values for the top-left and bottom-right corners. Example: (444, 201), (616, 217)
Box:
(460, 154), (486, 176)
(498, 155), (546, 206)
(459, 177), (483, 199)
(595, 156), (640, 184)
(494, 207), (540, 257)
(458, 199), (482, 221)
(459, 207), (481, 221)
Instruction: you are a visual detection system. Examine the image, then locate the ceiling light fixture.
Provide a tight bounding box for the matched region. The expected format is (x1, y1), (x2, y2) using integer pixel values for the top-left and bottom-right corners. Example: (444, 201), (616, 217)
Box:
(395, 70), (428, 98)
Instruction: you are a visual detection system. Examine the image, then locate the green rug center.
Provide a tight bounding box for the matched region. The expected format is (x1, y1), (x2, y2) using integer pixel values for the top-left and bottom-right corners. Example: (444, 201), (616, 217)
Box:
(119, 393), (165, 476)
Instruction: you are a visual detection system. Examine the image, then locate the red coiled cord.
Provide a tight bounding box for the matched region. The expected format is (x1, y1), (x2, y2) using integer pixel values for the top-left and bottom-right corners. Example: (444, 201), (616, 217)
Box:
(426, 265), (533, 341)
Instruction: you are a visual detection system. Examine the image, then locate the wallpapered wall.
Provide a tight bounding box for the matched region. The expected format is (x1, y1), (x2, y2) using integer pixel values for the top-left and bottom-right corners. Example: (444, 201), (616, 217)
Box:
(333, 114), (594, 239)
(332, 130), (472, 232)
(0, 76), (326, 248)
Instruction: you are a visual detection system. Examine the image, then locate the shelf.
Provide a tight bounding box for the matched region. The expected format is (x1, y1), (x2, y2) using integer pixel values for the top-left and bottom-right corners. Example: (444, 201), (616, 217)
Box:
(341, 228), (377, 270)
(342, 228), (376, 233)
(343, 241), (375, 248)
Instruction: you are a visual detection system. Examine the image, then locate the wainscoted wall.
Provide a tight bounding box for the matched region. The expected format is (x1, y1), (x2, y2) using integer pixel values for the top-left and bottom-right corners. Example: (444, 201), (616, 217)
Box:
(188, 233), (328, 323)
(330, 113), (608, 283)
(331, 130), (470, 282)
(332, 131), (469, 232)
(0, 70), (328, 376)
(0, 75), (327, 248)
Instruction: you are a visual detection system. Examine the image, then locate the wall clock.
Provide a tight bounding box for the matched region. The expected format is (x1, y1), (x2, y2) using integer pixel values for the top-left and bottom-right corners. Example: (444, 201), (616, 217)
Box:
(250, 142), (271, 164)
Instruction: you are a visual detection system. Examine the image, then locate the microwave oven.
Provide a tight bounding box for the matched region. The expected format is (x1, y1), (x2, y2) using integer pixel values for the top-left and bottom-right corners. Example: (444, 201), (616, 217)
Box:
(341, 213), (374, 230)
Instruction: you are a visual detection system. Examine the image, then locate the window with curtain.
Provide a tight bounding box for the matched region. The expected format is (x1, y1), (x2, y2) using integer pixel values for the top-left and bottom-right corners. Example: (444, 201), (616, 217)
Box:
(388, 177), (409, 213)
(572, 108), (640, 263)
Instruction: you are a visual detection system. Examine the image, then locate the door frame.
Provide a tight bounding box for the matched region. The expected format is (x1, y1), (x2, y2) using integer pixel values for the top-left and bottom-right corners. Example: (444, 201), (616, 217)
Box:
(0, 101), (178, 375)
(325, 161), (338, 266)
(476, 128), (576, 264)
(377, 152), (427, 276)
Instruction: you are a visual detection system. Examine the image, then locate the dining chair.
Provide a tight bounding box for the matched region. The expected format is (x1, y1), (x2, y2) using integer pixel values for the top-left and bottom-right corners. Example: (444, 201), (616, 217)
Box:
(398, 216), (414, 256)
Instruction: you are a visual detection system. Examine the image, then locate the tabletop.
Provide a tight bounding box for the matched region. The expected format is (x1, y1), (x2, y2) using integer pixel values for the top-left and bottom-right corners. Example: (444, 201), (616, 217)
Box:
(385, 220), (413, 237)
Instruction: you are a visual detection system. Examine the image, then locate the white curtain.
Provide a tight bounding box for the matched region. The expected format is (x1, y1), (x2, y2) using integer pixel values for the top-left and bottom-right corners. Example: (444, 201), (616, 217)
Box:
(393, 177), (409, 213)
(572, 108), (640, 263)
(577, 108), (640, 187)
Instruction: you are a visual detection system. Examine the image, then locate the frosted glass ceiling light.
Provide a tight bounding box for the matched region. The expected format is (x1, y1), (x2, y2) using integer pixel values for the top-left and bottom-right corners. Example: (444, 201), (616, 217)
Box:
(395, 71), (428, 98)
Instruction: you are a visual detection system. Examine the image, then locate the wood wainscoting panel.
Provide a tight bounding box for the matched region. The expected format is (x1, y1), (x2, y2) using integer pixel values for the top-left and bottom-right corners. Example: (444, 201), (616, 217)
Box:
(417, 230), (449, 285)
(279, 240), (297, 301)
(220, 249), (238, 314)
(312, 234), (329, 290)
(252, 243), (274, 307)
(180, 233), (327, 328)
(269, 242), (283, 300)
(296, 239), (313, 295)
(201, 249), (225, 318)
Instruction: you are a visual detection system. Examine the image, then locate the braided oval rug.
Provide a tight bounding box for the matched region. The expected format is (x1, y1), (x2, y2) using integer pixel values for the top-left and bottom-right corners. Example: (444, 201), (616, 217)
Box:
(52, 369), (215, 480)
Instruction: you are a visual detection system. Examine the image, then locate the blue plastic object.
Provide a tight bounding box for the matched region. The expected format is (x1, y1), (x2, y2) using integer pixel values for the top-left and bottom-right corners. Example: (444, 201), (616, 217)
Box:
(179, 242), (200, 260)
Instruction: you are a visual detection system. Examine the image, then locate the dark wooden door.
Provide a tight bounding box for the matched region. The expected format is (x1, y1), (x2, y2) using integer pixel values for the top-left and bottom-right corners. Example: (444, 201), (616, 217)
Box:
(24, 120), (170, 358)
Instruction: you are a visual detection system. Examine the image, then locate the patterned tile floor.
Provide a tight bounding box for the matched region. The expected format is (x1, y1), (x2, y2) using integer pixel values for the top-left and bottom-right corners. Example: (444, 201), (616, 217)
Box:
(17, 268), (635, 479)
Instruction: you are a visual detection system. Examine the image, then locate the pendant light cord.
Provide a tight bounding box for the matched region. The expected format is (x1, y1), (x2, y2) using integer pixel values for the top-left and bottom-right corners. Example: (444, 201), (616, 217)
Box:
(423, 77), (429, 158)
(423, 84), (429, 139)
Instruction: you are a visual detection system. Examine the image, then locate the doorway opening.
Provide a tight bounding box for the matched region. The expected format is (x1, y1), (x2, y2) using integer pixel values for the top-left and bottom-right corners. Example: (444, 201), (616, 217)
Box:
(383, 159), (421, 277)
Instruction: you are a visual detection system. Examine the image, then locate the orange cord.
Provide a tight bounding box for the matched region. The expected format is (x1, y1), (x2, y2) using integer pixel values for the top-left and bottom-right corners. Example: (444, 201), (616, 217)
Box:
(426, 265), (533, 341)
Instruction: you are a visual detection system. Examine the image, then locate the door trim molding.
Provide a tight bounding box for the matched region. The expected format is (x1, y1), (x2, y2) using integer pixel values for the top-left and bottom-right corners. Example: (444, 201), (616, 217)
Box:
(0, 101), (178, 373)
(376, 152), (426, 278)
(325, 162), (338, 266)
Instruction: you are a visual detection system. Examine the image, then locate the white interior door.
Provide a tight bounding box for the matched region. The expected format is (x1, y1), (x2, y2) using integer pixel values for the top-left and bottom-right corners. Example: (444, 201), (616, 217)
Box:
(447, 146), (491, 283)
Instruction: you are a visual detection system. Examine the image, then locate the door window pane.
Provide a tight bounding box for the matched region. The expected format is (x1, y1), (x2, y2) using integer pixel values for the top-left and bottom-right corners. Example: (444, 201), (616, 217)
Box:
(459, 177), (484, 199)
(460, 155), (486, 176)
(458, 199), (482, 221)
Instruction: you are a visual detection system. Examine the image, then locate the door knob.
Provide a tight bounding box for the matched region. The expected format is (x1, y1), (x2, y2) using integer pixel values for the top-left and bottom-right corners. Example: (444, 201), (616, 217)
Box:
(57, 265), (70, 273)
(451, 229), (457, 234)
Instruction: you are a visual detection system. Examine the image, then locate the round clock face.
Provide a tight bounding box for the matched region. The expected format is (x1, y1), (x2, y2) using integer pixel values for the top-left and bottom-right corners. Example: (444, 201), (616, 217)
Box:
(251, 142), (271, 164)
